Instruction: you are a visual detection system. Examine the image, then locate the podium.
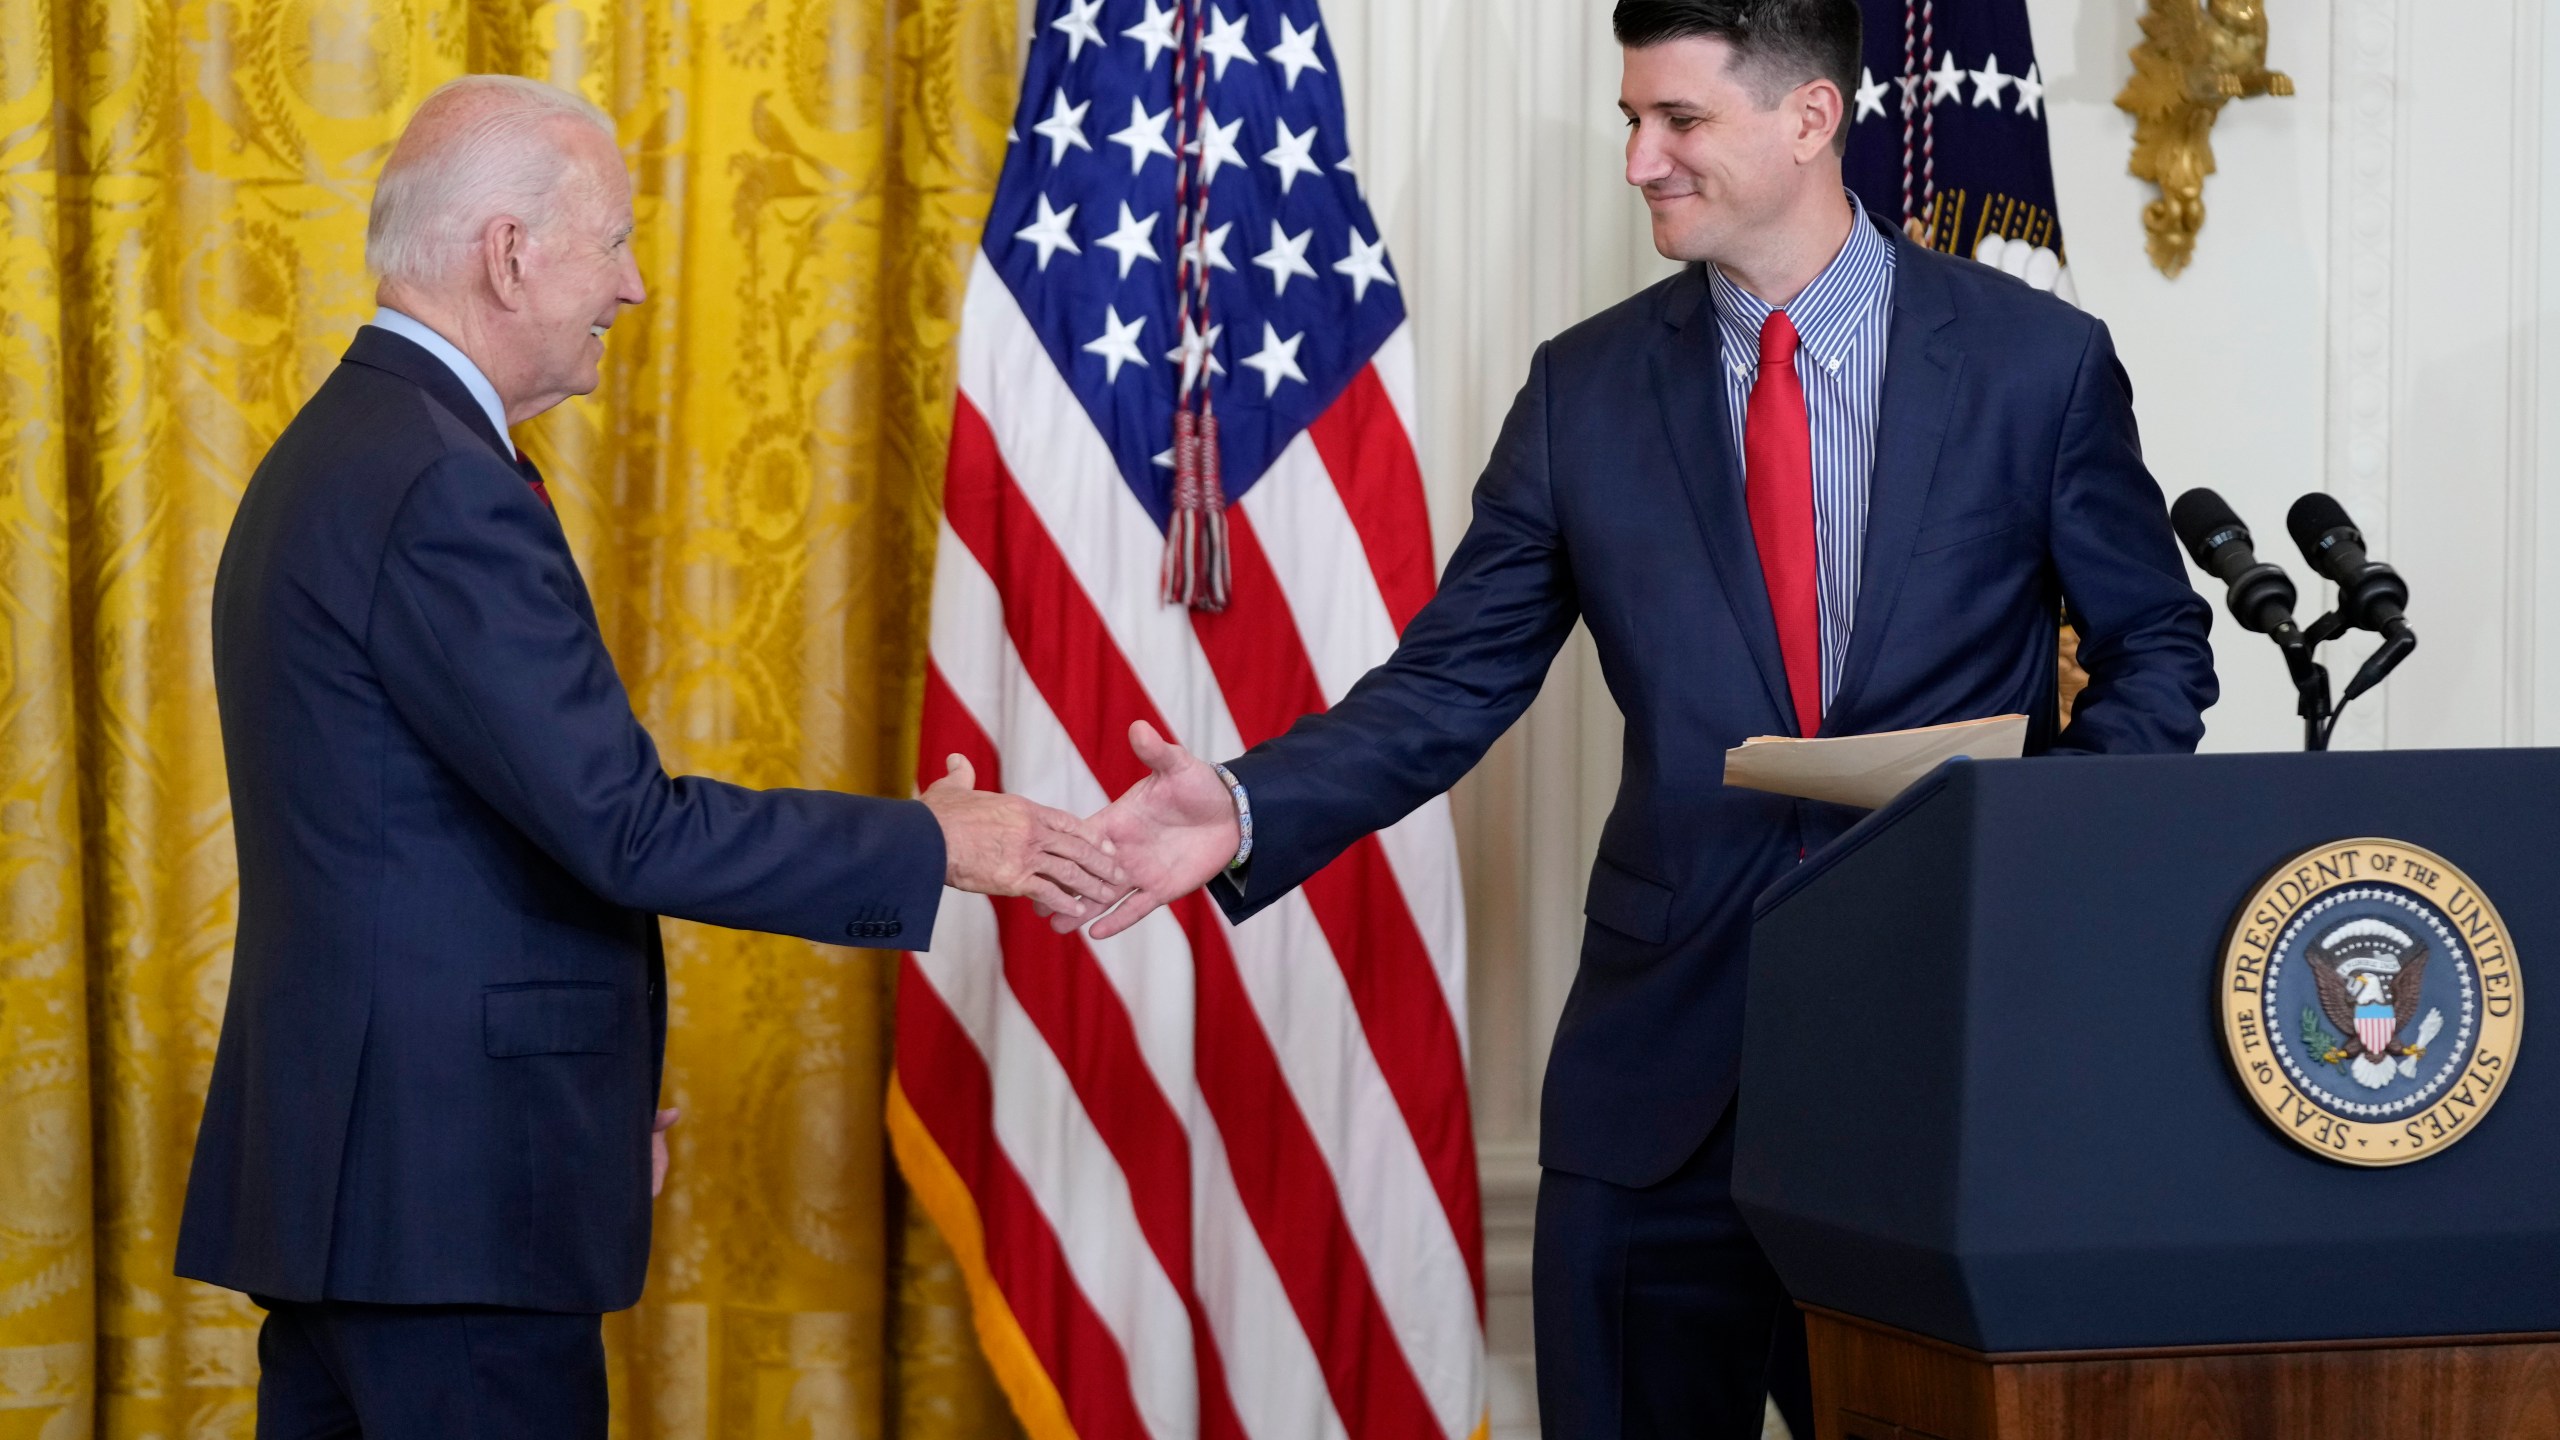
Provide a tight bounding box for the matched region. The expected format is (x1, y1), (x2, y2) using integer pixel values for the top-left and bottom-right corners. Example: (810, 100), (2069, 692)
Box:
(1735, 751), (2560, 1440)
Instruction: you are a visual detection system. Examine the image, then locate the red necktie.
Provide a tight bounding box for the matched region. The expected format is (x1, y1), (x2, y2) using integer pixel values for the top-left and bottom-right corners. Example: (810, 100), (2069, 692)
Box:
(1743, 309), (1822, 737)
(517, 451), (554, 510)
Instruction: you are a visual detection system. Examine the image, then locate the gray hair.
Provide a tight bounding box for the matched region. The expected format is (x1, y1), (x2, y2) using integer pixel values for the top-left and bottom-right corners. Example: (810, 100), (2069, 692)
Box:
(366, 75), (619, 288)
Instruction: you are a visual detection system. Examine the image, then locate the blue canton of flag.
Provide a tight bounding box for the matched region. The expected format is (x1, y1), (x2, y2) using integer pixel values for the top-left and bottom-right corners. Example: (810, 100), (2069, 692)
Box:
(985, 0), (1404, 532)
(1842, 0), (2077, 303)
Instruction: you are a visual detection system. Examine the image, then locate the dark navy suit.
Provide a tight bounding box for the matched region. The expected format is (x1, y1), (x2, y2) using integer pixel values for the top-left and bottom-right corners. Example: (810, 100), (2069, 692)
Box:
(1211, 223), (2217, 1436)
(179, 327), (944, 1434)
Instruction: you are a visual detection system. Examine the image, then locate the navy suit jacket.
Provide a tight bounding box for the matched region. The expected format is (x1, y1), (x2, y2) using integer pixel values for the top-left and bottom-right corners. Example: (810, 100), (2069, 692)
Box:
(177, 327), (946, 1312)
(1212, 224), (2217, 1189)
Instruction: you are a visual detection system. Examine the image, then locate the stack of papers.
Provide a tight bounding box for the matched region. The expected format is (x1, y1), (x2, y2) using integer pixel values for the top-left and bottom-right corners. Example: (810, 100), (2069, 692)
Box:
(1720, 714), (2028, 810)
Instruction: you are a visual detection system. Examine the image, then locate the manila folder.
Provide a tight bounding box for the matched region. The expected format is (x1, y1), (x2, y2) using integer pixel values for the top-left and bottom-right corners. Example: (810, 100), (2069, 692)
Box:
(1719, 714), (2028, 810)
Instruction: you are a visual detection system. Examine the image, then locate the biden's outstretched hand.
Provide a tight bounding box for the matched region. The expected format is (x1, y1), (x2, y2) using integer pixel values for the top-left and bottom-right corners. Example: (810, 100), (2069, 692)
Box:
(920, 754), (1126, 921)
(1058, 721), (1242, 941)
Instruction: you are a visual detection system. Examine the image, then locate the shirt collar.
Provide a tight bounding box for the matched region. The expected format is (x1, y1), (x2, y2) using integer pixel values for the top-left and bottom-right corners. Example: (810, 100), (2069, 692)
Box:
(1707, 191), (1896, 378)
(369, 306), (517, 458)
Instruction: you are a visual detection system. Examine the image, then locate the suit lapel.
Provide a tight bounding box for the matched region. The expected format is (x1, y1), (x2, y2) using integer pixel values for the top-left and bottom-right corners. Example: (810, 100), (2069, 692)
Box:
(1650, 266), (1798, 733)
(1827, 234), (1962, 728)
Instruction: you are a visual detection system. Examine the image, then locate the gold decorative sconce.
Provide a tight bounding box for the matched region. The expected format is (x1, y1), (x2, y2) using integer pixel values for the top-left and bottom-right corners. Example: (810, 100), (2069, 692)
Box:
(2116, 0), (2293, 277)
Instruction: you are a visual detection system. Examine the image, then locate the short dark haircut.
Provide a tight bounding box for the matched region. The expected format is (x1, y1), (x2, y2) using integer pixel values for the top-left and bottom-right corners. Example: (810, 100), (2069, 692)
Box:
(1614, 0), (1864, 148)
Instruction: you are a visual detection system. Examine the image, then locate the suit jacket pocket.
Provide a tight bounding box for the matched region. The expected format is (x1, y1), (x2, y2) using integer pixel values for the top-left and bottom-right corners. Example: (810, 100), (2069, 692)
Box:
(1584, 856), (1673, 944)
(1912, 501), (2019, 556)
(484, 982), (621, 1057)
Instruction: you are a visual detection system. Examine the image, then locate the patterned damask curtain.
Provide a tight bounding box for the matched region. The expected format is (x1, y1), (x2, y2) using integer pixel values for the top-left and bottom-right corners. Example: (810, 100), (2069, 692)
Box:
(0, 0), (1027, 1435)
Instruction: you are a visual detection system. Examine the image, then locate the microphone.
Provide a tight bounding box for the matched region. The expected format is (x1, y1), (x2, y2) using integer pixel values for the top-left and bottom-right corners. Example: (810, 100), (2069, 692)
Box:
(2171, 488), (2299, 637)
(2285, 493), (2409, 636)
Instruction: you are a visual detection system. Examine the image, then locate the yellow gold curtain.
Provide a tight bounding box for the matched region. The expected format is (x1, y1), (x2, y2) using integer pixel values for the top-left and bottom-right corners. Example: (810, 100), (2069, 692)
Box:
(0, 0), (1027, 1434)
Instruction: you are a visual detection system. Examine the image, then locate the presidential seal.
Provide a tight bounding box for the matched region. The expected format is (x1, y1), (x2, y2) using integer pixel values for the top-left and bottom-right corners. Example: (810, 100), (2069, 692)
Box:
(2219, 839), (2523, 1166)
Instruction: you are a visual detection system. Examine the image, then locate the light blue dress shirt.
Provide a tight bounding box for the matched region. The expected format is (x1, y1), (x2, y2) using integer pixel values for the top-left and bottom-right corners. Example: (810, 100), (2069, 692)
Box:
(1707, 194), (1897, 711)
(369, 306), (517, 459)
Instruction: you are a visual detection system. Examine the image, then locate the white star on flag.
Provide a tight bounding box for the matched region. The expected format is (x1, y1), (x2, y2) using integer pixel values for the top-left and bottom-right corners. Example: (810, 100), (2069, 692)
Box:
(1970, 53), (2013, 108)
(1109, 97), (1175, 174)
(1199, 6), (1258, 80)
(1082, 305), (1149, 382)
(1855, 66), (1888, 122)
(1187, 107), (1247, 185)
(1267, 16), (1326, 90)
(1182, 219), (1236, 275)
(1095, 202), (1160, 279)
(1013, 193), (1080, 270)
(1032, 89), (1091, 166)
(1262, 117), (1324, 195)
(1897, 71), (1922, 115)
(2013, 62), (2046, 119)
(1051, 0), (1104, 61)
(1123, 0), (1178, 70)
(1239, 321), (1307, 396)
(1253, 220), (1318, 295)
(1332, 228), (1396, 302)
(1928, 50), (1966, 106)
(1166, 316), (1226, 390)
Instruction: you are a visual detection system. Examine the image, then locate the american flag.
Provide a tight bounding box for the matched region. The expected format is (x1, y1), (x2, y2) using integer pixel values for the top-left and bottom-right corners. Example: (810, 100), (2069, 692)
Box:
(887, 2), (1482, 1438)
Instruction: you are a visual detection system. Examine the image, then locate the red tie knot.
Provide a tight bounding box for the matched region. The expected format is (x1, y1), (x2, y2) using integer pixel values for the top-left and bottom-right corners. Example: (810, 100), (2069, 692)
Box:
(1758, 309), (1800, 371)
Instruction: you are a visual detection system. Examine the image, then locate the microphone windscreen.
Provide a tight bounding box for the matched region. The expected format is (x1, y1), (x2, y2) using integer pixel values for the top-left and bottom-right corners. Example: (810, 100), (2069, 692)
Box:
(2287, 492), (2358, 557)
(2170, 488), (2244, 567)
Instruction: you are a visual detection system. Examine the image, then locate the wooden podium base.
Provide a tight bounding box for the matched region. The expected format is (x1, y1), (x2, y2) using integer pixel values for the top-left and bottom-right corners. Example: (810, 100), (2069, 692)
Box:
(1805, 1306), (2560, 1440)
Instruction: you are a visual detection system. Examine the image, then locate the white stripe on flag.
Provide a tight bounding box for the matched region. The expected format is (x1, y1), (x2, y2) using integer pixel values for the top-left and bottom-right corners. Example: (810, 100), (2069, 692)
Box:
(1239, 431), (1469, 1045)
(1194, 1114), (1357, 1440)
(984, 979), (1198, 1440)
(1235, 433), (1400, 710)
(1220, 898), (1484, 1435)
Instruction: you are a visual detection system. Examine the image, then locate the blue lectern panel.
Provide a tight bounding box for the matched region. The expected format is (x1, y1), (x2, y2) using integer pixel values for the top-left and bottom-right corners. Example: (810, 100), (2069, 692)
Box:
(1736, 750), (2560, 1352)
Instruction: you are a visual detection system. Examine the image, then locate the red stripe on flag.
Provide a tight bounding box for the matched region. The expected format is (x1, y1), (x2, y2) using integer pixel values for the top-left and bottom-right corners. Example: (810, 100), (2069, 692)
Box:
(1178, 894), (1445, 1440)
(943, 394), (1440, 1440)
(1307, 365), (1437, 634)
(1191, 511), (1487, 1312)
(921, 660), (1003, 792)
(996, 902), (1253, 1440)
(925, 662), (1248, 1440)
(895, 959), (1153, 1440)
(945, 401), (1148, 795)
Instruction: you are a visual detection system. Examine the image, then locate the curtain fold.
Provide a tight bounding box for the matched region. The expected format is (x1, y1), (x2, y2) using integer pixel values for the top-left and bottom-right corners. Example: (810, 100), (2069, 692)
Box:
(0, 0), (1022, 1434)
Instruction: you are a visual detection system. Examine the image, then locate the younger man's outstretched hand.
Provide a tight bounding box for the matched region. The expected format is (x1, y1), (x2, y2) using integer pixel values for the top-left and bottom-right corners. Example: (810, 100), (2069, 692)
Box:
(1056, 721), (1242, 940)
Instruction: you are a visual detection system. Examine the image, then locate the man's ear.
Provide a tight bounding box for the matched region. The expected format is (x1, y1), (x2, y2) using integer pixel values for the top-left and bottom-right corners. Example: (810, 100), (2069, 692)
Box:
(480, 216), (530, 311)
(1796, 78), (1845, 160)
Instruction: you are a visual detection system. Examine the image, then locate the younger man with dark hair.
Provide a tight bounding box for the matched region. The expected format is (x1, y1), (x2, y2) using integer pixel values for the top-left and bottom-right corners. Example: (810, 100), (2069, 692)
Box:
(1074, 2), (2216, 1434)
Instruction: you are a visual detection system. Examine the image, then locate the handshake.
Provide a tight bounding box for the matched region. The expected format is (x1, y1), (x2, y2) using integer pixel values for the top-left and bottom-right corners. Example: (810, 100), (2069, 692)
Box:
(918, 720), (1240, 940)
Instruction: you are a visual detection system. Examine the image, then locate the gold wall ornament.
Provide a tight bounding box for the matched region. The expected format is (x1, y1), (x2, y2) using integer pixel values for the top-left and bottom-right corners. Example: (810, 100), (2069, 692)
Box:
(2117, 0), (2294, 277)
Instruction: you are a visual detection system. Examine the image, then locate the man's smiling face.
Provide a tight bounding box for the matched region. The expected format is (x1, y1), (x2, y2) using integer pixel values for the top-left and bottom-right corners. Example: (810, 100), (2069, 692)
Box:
(513, 119), (645, 413)
(1620, 36), (1829, 267)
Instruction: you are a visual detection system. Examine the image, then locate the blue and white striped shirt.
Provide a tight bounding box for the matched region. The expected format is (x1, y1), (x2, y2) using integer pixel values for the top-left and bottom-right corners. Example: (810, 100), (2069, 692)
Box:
(1708, 196), (1896, 709)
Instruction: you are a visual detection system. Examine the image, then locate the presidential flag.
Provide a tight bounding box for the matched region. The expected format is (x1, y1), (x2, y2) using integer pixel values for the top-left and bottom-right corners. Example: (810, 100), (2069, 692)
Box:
(887, 2), (1482, 1439)
(1843, 0), (2078, 302)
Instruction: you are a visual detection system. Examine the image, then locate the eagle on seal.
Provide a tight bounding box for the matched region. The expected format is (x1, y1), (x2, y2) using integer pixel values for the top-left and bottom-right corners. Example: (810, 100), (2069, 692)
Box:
(2306, 917), (2441, 1090)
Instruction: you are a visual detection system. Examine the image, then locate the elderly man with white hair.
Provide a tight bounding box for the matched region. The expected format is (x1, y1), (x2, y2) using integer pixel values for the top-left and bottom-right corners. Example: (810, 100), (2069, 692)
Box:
(175, 75), (1118, 1436)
